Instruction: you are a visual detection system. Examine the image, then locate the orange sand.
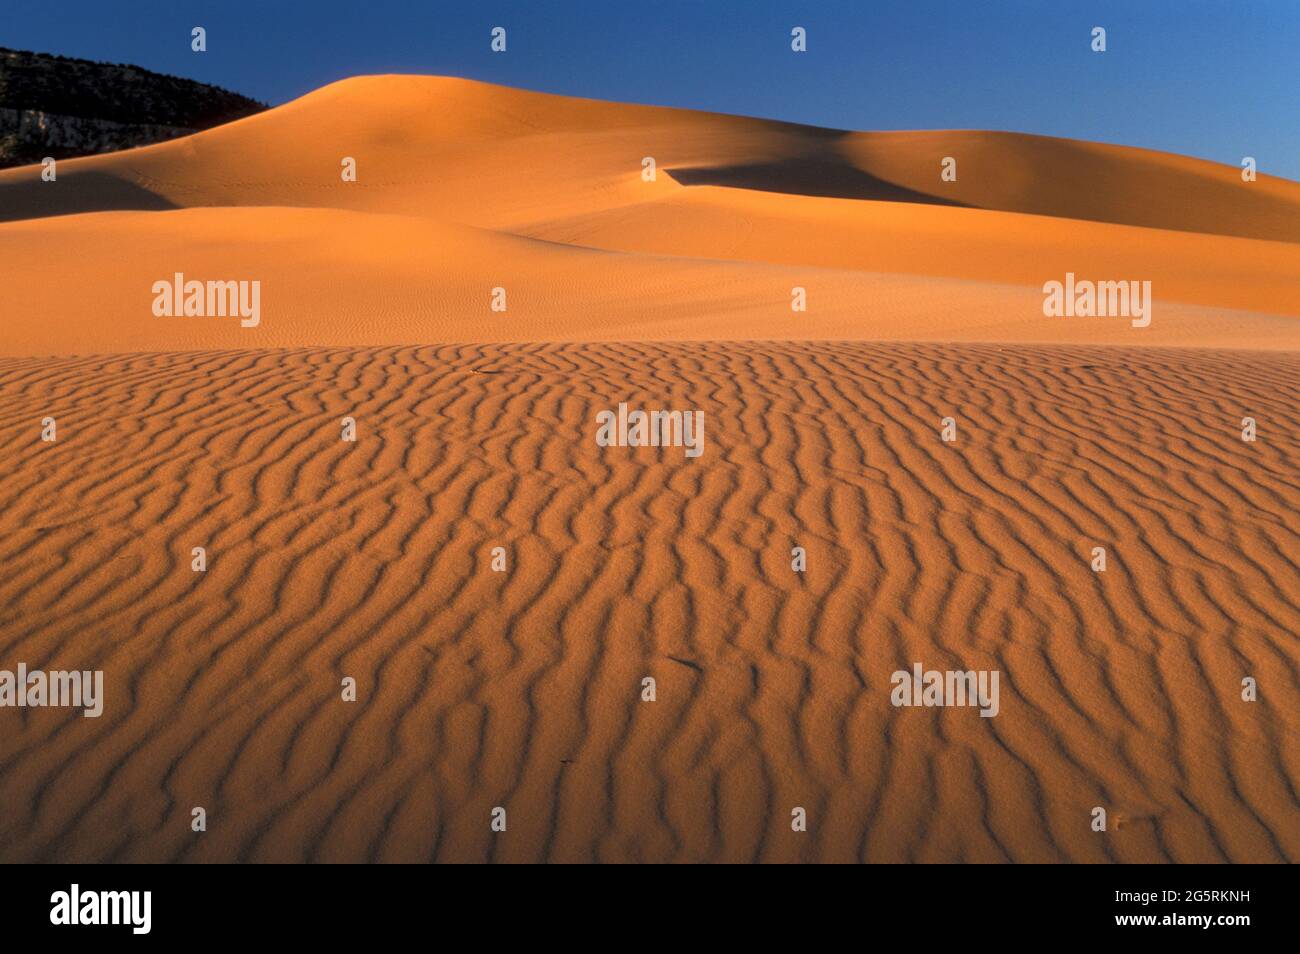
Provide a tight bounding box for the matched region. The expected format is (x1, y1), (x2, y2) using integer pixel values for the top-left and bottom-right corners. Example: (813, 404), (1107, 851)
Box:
(0, 77), (1296, 862)
(1, 75), (1299, 352)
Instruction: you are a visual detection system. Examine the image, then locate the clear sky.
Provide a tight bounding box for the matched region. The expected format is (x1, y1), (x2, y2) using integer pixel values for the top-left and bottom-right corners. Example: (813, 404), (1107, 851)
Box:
(5, 0), (1299, 179)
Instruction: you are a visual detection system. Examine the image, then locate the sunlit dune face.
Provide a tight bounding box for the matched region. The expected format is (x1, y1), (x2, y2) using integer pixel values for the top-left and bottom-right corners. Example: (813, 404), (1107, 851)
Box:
(1, 75), (1298, 355)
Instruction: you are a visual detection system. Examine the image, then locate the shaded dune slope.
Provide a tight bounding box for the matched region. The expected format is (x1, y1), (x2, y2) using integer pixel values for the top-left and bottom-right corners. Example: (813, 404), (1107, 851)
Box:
(0, 343), (1295, 863)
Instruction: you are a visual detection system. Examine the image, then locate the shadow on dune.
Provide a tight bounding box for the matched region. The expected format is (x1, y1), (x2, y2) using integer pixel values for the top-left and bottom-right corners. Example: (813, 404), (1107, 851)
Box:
(667, 154), (970, 207)
(0, 170), (177, 223)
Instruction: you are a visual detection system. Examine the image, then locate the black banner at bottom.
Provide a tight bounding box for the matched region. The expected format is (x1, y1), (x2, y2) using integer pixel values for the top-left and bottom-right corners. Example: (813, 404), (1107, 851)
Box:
(3, 862), (1287, 943)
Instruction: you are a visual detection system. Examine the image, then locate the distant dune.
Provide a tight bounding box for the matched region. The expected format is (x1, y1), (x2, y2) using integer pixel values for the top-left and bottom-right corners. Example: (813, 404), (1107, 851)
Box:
(1, 75), (1299, 353)
(0, 76), (1296, 864)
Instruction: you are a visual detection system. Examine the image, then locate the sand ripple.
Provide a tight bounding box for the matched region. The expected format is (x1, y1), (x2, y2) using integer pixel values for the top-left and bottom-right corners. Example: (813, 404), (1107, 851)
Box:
(0, 342), (1296, 862)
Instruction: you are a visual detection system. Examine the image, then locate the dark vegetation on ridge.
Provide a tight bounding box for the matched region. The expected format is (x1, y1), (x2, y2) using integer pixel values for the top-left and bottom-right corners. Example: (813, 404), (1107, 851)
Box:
(0, 47), (266, 168)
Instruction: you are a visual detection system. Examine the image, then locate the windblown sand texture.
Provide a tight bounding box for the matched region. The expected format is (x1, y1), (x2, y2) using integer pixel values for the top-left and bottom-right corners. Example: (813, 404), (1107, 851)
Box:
(0, 78), (1297, 862)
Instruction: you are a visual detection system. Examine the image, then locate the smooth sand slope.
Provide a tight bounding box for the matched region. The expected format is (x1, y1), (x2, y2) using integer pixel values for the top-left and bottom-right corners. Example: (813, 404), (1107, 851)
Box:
(0, 344), (1296, 862)
(1, 75), (1300, 352)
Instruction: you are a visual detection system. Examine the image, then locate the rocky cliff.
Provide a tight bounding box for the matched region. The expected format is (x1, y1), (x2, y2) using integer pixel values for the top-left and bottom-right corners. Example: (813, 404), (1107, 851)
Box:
(0, 47), (266, 168)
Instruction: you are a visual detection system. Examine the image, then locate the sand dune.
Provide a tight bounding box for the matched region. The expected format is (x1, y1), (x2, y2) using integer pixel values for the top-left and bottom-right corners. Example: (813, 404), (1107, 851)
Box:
(1, 75), (1299, 354)
(7, 75), (1300, 239)
(3, 204), (1297, 354)
(0, 76), (1296, 864)
(0, 343), (1295, 862)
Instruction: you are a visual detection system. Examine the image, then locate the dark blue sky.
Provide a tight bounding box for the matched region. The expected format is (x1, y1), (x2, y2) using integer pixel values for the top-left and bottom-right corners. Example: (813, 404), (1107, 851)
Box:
(6, 0), (1299, 179)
